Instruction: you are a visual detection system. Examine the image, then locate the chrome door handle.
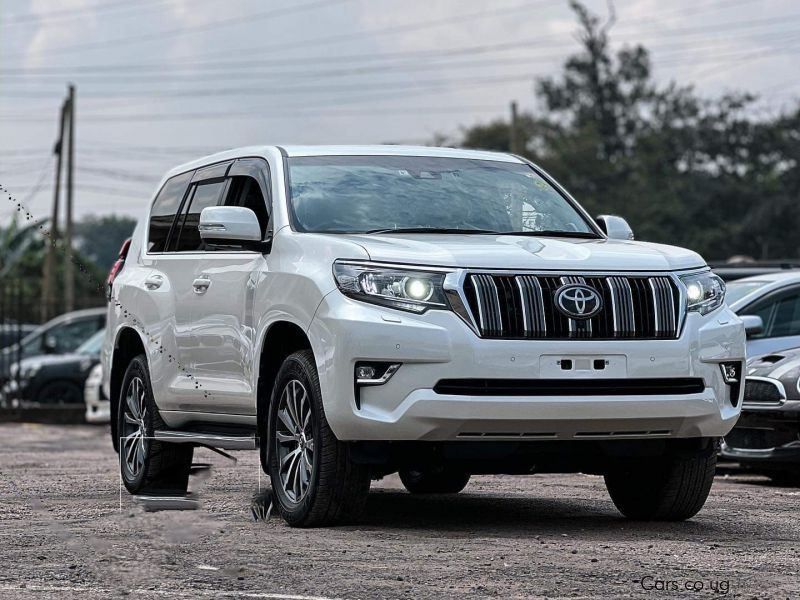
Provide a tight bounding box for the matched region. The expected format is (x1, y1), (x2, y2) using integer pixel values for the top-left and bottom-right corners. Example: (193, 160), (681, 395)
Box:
(192, 277), (211, 294)
(144, 274), (163, 290)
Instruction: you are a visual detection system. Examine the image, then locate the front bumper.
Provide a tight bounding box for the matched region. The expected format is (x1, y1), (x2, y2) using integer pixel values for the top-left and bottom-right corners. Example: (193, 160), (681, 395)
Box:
(721, 401), (800, 465)
(309, 292), (745, 441)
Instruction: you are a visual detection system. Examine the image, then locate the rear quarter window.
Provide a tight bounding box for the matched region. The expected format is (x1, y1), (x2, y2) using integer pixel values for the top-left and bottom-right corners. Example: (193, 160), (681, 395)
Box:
(148, 172), (192, 252)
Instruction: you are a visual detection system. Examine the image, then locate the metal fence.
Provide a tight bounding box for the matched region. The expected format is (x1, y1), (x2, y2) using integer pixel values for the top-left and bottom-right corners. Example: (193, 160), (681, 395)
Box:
(0, 280), (32, 407)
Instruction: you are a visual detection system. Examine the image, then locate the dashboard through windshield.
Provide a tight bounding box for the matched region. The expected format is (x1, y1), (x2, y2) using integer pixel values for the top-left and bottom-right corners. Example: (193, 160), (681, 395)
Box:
(287, 155), (598, 236)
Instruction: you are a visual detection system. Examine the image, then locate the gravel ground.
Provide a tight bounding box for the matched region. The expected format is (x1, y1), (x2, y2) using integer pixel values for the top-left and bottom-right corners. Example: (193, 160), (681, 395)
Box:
(1, 423), (799, 599)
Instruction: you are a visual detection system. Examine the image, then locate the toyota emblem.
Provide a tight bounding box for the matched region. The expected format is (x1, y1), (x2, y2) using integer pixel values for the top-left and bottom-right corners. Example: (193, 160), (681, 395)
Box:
(554, 284), (603, 320)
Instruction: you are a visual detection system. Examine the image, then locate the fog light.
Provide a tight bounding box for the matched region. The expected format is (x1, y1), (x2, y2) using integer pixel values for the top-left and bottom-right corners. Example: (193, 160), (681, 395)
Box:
(720, 362), (740, 384)
(720, 361), (743, 408)
(354, 362), (401, 385)
(355, 365), (376, 380)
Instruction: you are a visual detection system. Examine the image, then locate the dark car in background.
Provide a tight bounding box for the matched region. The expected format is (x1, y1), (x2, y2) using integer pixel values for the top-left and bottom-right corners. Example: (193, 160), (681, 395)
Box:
(721, 349), (800, 484)
(0, 308), (105, 385)
(0, 323), (37, 350)
(2, 329), (104, 407)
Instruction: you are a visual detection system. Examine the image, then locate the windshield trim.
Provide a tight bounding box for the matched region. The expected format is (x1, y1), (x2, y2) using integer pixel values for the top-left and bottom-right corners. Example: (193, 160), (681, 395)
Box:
(283, 153), (605, 238)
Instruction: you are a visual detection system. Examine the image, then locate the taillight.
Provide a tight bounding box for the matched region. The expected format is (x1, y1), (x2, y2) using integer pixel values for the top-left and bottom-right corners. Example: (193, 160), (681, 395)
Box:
(106, 238), (131, 300)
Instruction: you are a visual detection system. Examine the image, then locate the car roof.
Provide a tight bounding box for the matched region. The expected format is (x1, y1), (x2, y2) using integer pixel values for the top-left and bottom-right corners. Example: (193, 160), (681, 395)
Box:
(726, 270), (800, 310)
(728, 271), (800, 285)
(165, 145), (523, 179)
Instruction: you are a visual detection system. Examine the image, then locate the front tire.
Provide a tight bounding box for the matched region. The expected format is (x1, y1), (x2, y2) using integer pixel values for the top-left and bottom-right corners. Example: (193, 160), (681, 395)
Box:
(117, 355), (193, 494)
(399, 467), (470, 494)
(604, 441), (717, 521)
(268, 350), (370, 527)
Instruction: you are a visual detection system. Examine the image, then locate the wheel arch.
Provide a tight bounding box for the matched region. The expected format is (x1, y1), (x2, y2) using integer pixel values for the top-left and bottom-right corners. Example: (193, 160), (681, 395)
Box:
(109, 326), (148, 453)
(256, 320), (314, 472)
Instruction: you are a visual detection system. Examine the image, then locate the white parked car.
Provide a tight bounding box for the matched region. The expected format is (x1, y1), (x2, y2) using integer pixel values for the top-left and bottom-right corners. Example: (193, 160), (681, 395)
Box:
(103, 145), (745, 526)
(84, 363), (109, 423)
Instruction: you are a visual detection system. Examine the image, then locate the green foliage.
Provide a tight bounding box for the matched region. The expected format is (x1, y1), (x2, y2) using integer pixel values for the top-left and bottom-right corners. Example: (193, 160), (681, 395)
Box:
(456, 1), (800, 260)
(74, 214), (137, 270)
(0, 215), (109, 323)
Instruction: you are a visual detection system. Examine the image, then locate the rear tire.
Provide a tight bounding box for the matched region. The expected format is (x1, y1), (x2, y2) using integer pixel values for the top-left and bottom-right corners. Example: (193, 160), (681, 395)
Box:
(117, 355), (193, 495)
(604, 441), (717, 521)
(268, 350), (370, 527)
(399, 467), (470, 494)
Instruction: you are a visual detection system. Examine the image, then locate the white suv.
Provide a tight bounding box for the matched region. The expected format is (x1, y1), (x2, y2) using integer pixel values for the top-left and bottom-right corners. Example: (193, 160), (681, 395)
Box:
(103, 145), (745, 526)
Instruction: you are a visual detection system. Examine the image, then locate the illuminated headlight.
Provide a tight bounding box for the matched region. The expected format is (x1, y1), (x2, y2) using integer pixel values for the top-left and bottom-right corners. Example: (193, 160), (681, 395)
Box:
(679, 271), (726, 315)
(333, 261), (450, 313)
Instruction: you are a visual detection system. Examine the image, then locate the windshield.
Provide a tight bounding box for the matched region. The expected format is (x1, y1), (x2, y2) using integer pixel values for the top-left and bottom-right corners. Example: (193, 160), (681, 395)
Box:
(725, 280), (770, 305)
(287, 155), (598, 236)
(77, 329), (105, 355)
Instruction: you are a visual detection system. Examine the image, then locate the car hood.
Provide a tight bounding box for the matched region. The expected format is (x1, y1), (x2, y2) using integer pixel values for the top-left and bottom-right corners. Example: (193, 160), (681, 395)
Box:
(337, 233), (705, 272)
(17, 353), (97, 371)
(747, 348), (800, 378)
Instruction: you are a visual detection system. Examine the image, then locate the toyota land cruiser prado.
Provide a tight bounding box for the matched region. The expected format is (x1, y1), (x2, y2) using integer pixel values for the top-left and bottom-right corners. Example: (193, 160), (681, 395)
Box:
(103, 146), (745, 526)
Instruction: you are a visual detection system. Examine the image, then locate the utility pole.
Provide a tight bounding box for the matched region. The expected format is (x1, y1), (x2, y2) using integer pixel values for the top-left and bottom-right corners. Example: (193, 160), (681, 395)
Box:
(41, 98), (68, 322)
(509, 100), (520, 155)
(64, 84), (75, 313)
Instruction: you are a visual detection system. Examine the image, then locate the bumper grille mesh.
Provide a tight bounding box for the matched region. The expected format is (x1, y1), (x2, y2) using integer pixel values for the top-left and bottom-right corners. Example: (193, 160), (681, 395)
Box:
(463, 273), (680, 340)
(742, 378), (785, 407)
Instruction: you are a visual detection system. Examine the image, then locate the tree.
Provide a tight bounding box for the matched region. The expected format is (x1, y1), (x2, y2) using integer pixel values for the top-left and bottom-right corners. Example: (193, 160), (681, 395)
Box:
(455, 1), (800, 260)
(74, 214), (137, 270)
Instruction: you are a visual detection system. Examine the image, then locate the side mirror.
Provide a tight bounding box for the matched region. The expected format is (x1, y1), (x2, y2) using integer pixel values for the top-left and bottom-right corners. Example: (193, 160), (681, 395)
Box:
(43, 335), (58, 354)
(596, 215), (634, 240)
(199, 206), (263, 248)
(740, 315), (764, 337)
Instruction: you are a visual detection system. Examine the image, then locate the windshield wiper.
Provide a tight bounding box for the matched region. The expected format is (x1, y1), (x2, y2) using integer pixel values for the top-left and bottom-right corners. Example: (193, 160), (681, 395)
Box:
(364, 227), (501, 235)
(496, 230), (601, 239)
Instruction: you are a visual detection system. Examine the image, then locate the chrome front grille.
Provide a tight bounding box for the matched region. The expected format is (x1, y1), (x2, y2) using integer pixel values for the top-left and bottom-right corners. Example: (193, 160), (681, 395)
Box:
(462, 273), (681, 340)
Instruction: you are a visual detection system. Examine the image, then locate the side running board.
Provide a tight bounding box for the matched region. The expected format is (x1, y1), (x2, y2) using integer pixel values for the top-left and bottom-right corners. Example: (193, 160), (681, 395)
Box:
(153, 430), (258, 450)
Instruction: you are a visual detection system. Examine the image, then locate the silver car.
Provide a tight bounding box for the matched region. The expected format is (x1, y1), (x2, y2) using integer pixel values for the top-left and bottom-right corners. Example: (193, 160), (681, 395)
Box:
(726, 271), (800, 357)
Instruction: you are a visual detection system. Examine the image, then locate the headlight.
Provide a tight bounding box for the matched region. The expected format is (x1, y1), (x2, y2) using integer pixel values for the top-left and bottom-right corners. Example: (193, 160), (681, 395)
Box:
(17, 364), (39, 379)
(680, 271), (725, 315)
(333, 261), (450, 313)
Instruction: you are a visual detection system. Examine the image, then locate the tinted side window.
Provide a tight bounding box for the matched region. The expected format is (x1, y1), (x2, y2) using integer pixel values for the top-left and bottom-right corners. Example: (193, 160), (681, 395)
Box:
(771, 293), (800, 337)
(744, 299), (777, 339)
(172, 180), (227, 252)
(148, 172), (191, 252)
(43, 318), (102, 354)
(224, 175), (269, 236)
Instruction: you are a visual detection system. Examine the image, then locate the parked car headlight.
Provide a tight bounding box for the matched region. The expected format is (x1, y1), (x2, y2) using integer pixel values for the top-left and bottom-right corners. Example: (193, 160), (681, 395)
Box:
(680, 271), (725, 315)
(333, 261), (450, 313)
(18, 363), (40, 379)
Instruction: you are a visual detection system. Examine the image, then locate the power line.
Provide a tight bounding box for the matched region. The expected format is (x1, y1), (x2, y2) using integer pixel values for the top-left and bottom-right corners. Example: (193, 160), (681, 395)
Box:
(7, 0), (355, 58)
(4, 2), (796, 84)
(1, 0), (196, 26)
(6, 29), (800, 87)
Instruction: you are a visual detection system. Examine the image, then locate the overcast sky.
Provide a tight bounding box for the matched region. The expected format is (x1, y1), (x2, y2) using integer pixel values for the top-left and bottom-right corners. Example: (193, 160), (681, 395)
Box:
(1, 0), (798, 224)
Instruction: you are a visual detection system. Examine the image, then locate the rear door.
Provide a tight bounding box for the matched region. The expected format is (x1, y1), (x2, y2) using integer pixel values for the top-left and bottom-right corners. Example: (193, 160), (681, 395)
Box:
(185, 158), (272, 415)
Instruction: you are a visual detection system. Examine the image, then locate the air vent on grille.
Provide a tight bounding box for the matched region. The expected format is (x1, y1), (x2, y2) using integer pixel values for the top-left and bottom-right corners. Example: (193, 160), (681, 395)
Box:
(462, 273), (680, 340)
(742, 378), (785, 407)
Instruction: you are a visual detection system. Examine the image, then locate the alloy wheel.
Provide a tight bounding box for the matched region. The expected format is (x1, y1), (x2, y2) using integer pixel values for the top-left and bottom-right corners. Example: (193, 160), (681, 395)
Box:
(121, 376), (147, 479)
(275, 379), (314, 503)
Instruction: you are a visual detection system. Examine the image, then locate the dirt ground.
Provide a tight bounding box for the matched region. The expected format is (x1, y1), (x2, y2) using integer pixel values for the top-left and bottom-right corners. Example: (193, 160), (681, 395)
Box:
(1, 423), (798, 599)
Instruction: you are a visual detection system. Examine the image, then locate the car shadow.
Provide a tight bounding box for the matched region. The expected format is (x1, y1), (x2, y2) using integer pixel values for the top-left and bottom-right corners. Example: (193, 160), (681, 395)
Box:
(356, 489), (726, 538)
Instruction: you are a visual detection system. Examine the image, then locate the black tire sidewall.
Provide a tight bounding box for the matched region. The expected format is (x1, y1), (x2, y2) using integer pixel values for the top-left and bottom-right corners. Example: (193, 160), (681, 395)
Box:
(267, 353), (323, 523)
(117, 355), (153, 492)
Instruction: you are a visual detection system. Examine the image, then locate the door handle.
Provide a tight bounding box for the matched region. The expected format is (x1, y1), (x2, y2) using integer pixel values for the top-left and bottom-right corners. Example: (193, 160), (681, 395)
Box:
(193, 277), (211, 294)
(144, 274), (163, 290)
